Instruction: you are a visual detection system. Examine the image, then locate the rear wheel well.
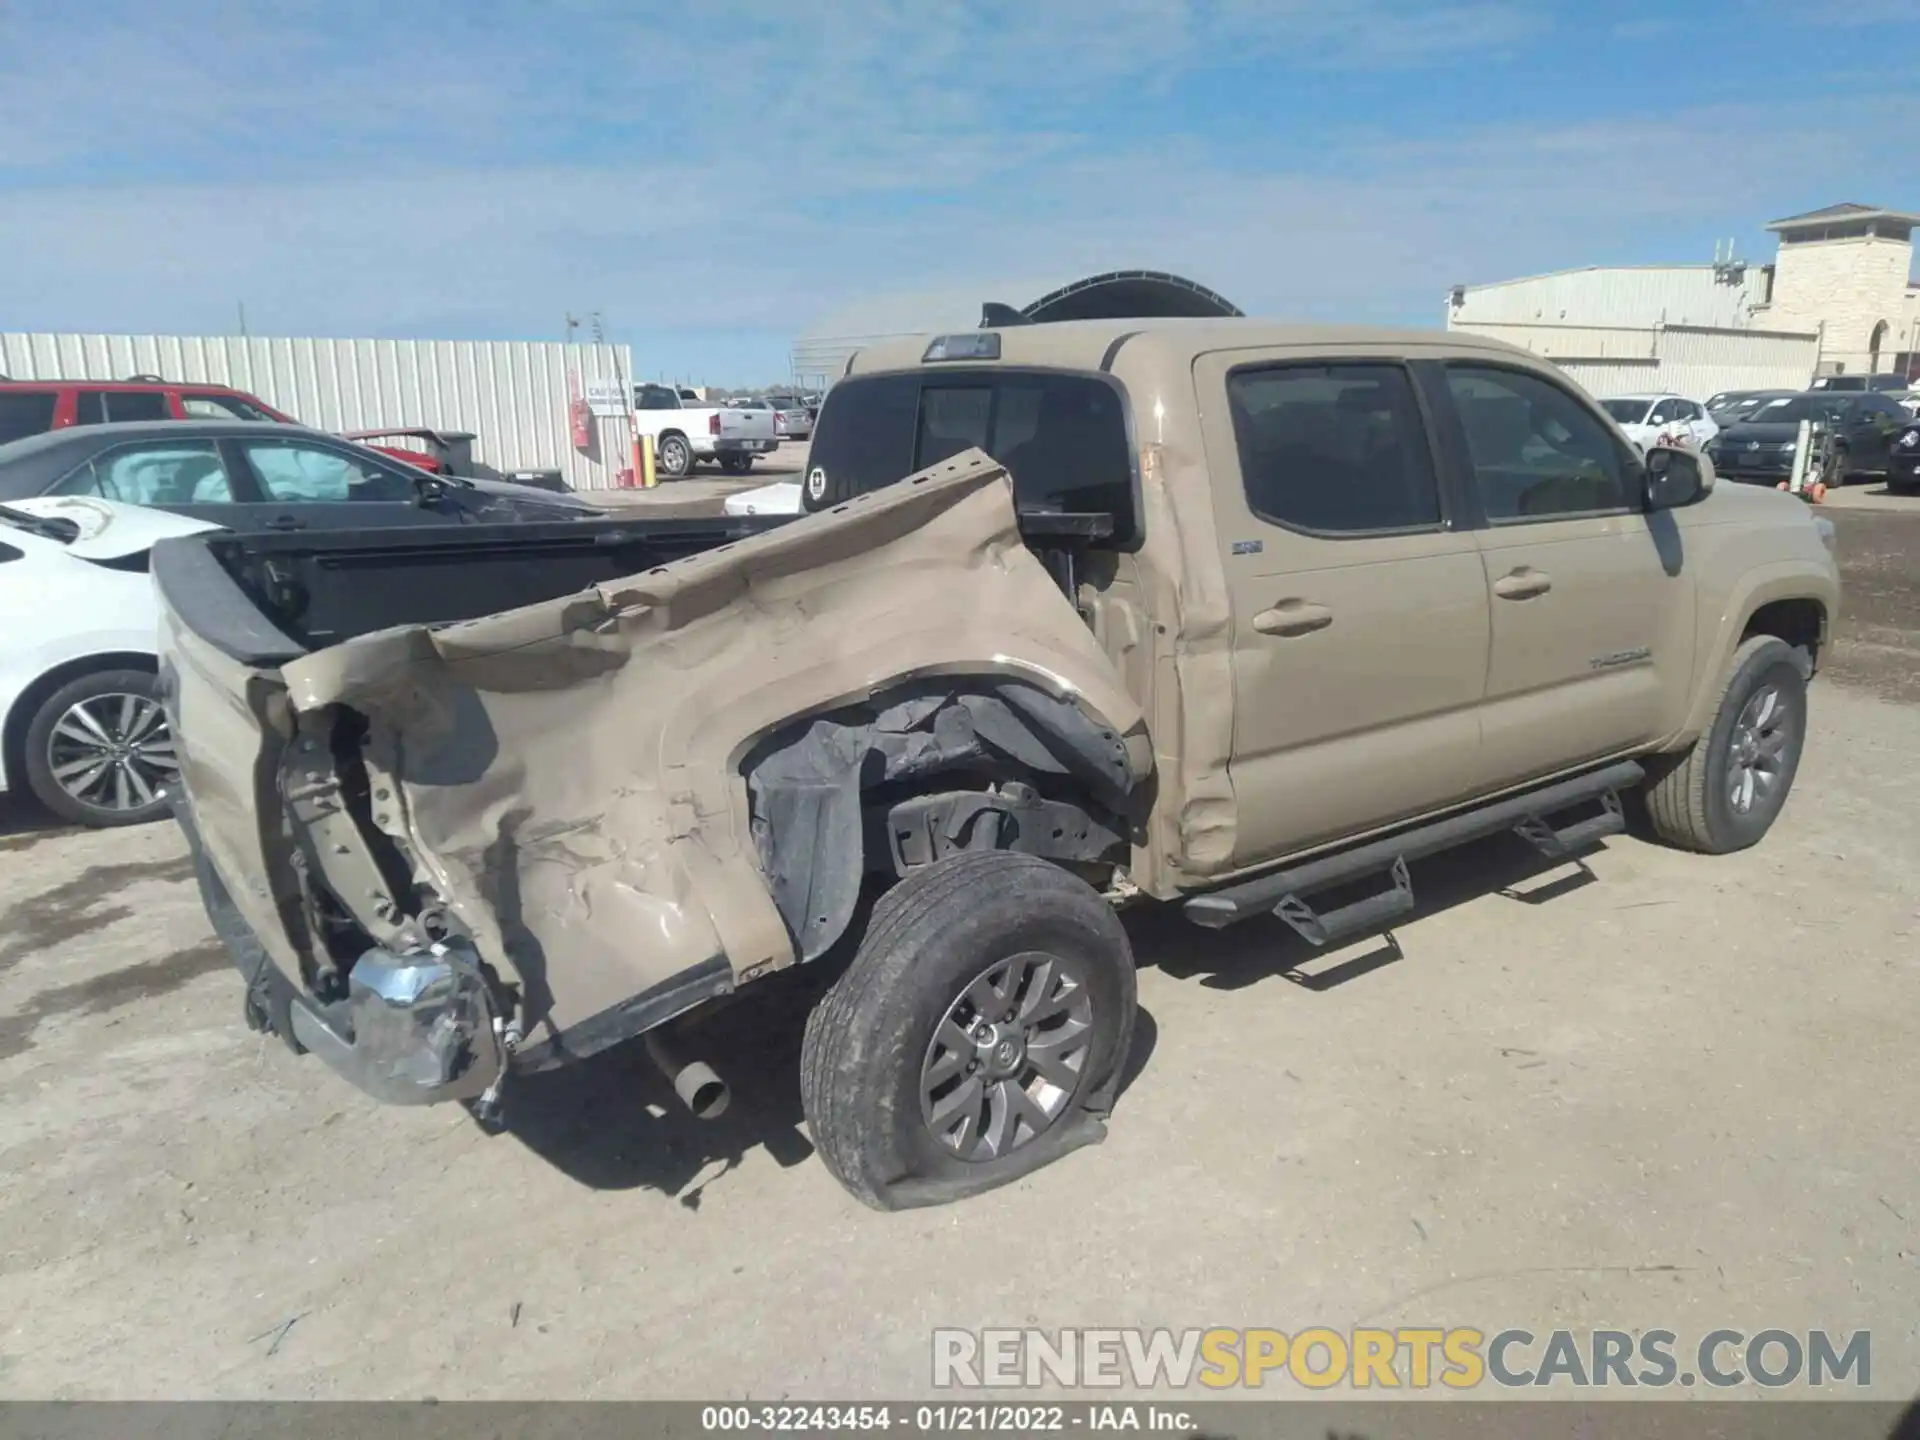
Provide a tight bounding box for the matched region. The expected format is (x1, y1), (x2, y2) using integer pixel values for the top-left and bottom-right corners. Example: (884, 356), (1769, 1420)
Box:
(1741, 598), (1824, 670)
(743, 680), (1138, 963)
(3, 652), (157, 791)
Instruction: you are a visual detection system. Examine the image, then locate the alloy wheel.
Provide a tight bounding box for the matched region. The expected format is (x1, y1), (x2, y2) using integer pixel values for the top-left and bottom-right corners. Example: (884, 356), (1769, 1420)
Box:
(1727, 683), (1792, 815)
(919, 950), (1095, 1162)
(46, 692), (176, 814)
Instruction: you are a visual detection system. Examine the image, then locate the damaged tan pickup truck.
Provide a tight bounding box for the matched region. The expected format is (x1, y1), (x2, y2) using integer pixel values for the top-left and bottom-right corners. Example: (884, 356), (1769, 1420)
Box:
(154, 319), (1840, 1209)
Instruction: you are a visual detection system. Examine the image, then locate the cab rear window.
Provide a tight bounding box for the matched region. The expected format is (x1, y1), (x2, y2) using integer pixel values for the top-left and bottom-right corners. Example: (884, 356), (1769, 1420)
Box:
(809, 370), (1137, 543)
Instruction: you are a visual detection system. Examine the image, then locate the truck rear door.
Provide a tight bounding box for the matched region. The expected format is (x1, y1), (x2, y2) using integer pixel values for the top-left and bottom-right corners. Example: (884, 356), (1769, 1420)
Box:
(1193, 348), (1492, 865)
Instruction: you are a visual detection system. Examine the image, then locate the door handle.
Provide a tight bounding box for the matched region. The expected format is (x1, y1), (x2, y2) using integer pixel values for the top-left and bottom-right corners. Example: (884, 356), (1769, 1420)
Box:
(1252, 599), (1333, 636)
(264, 515), (305, 532)
(1493, 567), (1552, 600)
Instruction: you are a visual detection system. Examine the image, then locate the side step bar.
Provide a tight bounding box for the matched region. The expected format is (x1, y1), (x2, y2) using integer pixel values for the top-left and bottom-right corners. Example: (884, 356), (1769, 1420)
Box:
(1183, 760), (1643, 939)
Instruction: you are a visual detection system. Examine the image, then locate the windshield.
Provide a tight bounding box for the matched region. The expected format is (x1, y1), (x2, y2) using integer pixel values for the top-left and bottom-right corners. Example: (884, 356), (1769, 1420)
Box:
(1600, 399), (1652, 423)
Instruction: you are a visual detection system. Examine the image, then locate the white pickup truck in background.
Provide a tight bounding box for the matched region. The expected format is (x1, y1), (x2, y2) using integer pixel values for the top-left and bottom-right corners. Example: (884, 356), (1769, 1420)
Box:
(632, 383), (778, 477)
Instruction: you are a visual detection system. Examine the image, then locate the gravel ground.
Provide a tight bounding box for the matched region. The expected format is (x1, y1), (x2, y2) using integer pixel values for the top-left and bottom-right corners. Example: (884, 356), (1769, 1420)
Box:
(0, 487), (1916, 1402)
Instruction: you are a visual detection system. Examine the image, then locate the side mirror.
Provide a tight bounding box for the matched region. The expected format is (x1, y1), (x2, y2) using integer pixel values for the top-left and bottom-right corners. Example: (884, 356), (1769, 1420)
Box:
(414, 473), (452, 506)
(1644, 445), (1707, 509)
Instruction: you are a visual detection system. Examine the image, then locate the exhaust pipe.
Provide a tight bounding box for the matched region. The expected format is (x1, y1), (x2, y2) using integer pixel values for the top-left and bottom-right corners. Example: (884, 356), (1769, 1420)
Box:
(644, 1031), (730, 1120)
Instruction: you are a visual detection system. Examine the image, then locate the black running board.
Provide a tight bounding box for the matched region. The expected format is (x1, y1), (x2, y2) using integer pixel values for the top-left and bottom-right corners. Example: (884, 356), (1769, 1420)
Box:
(1183, 760), (1643, 937)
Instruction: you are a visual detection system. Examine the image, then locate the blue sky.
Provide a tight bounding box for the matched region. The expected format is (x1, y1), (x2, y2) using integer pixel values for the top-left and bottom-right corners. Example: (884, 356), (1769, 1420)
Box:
(2, 0), (1917, 385)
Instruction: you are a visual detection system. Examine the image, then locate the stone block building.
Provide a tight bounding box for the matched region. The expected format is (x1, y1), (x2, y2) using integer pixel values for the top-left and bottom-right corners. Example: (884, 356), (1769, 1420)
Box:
(1755, 203), (1920, 379)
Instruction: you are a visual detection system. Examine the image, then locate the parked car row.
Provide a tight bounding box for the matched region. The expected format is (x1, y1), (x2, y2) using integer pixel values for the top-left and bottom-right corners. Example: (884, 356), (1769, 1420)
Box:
(1704, 389), (1915, 491)
(1602, 384), (1920, 493)
(0, 374), (569, 489)
(0, 417), (608, 829)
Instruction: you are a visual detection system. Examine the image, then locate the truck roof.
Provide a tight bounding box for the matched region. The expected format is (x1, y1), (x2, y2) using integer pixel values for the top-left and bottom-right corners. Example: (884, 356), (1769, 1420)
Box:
(842, 317), (1540, 379)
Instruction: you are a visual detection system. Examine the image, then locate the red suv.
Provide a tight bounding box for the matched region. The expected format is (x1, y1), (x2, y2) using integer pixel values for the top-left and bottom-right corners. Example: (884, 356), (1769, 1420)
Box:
(0, 376), (297, 442)
(0, 376), (455, 473)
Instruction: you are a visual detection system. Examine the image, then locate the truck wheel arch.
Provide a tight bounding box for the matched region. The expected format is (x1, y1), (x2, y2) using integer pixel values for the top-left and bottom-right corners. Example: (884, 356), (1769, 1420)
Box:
(1679, 581), (1828, 742)
(740, 676), (1146, 965)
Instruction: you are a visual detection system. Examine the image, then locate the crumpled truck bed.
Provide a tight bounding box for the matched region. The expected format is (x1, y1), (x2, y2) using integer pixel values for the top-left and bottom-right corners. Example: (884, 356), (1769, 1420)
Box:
(273, 450), (1147, 1063)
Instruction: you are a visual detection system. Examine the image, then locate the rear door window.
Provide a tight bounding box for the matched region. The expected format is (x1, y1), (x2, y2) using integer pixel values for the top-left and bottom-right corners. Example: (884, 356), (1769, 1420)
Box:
(1226, 363), (1442, 533)
(53, 442), (232, 504)
(238, 438), (417, 503)
(105, 391), (170, 422)
(0, 392), (58, 444)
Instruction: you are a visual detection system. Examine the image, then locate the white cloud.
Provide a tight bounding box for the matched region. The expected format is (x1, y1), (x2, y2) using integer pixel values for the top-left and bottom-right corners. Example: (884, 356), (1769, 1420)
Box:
(0, 0), (1913, 377)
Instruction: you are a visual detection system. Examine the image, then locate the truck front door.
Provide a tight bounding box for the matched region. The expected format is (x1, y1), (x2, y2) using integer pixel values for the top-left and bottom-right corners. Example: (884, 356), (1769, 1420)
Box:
(1195, 352), (1492, 866)
(1437, 362), (1695, 790)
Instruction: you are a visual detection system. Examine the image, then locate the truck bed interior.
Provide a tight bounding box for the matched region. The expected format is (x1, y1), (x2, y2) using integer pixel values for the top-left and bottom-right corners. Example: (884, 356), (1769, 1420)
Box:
(153, 508), (1118, 662)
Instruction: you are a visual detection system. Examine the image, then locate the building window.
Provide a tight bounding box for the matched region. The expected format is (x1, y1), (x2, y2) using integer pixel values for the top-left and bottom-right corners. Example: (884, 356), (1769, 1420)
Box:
(1870, 321), (1889, 373)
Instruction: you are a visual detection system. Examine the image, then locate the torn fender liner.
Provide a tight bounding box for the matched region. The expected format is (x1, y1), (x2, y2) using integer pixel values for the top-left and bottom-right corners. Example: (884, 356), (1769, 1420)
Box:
(276, 450), (1146, 1059)
(746, 680), (1138, 961)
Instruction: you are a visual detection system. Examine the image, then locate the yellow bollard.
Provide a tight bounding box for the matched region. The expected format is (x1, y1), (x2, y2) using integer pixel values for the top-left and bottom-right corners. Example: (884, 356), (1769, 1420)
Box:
(638, 433), (657, 488)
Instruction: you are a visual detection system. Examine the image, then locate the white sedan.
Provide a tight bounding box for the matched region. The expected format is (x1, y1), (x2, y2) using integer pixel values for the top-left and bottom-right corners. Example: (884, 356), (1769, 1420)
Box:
(1599, 394), (1719, 452)
(0, 496), (219, 827)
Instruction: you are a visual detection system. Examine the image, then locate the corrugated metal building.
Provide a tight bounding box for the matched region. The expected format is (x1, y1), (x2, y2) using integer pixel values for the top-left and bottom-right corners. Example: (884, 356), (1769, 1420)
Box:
(1447, 264), (1771, 329)
(0, 333), (638, 490)
(1446, 319), (1821, 399)
(1445, 262), (1822, 400)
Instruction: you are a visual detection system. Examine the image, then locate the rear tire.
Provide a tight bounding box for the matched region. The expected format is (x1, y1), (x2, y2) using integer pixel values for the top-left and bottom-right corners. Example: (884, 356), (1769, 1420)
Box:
(1642, 635), (1807, 854)
(657, 432), (696, 479)
(23, 668), (175, 828)
(800, 851), (1136, 1210)
(719, 454), (754, 475)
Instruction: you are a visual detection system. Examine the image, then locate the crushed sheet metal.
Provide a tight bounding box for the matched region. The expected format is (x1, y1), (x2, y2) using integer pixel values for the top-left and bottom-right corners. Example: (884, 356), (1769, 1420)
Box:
(280, 450), (1146, 1052)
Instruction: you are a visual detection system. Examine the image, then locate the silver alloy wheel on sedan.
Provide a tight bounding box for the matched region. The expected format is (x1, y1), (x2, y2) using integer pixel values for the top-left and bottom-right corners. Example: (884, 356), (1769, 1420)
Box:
(46, 691), (177, 815)
(1727, 682), (1791, 815)
(919, 950), (1095, 1162)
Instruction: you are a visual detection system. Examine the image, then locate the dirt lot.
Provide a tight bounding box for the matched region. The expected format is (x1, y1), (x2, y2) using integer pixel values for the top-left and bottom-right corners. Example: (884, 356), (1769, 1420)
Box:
(1, 486), (1917, 1401)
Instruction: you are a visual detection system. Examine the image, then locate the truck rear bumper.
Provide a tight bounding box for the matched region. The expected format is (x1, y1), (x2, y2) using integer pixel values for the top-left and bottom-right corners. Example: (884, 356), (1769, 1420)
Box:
(173, 793), (504, 1107)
